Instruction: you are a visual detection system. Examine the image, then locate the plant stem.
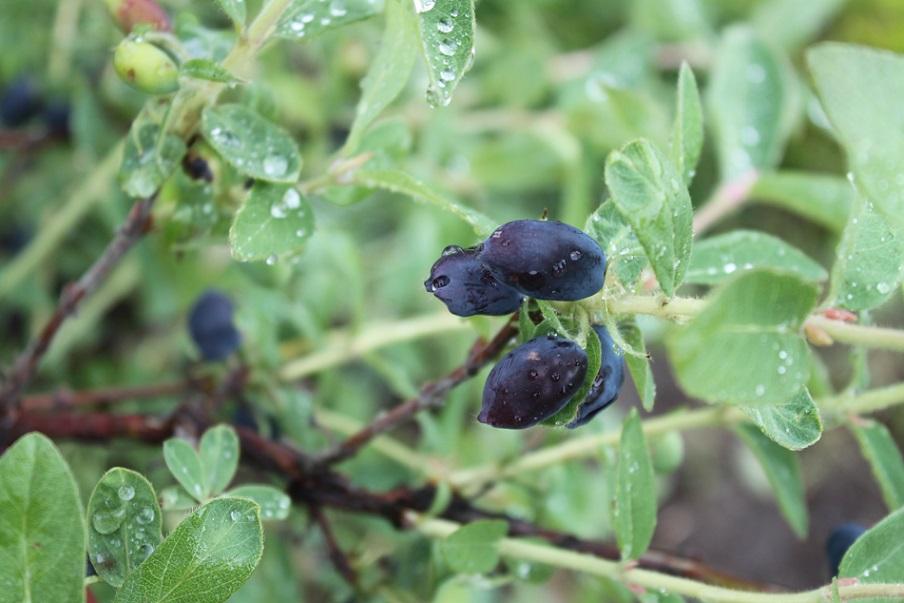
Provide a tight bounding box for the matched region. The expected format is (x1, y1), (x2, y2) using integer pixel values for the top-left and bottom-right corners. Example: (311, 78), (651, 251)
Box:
(692, 170), (759, 235)
(410, 514), (904, 603)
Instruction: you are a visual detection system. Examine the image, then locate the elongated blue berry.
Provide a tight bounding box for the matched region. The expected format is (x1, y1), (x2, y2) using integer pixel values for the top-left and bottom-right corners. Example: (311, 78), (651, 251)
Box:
(567, 324), (625, 428)
(188, 290), (241, 361)
(424, 246), (523, 317)
(826, 523), (866, 577)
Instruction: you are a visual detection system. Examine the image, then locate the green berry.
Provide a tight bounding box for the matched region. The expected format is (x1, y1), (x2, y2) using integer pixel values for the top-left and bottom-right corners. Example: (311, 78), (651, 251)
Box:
(113, 38), (179, 95)
(650, 431), (685, 474)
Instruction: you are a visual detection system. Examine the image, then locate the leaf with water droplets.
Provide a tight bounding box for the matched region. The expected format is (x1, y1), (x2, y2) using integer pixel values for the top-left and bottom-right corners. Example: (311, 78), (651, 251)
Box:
(440, 519), (507, 574)
(229, 182), (315, 263)
(613, 409), (656, 560)
(120, 122), (186, 198)
(666, 270), (818, 406)
(200, 424), (240, 496)
(619, 318), (655, 411)
(227, 485), (291, 521)
(201, 104), (301, 183)
(736, 424), (808, 538)
(276, 0), (383, 41)
(828, 191), (904, 311)
(87, 468), (163, 588)
(163, 437), (207, 502)
(707, 26), (798, 180)
(343, 0), (417, 154)
(414, 0), (475, 107)
(114, 497), (263, 603)
(213, 0), (246, 28)
(604, 138), (693, 297)
(180, 59), (242, 84)
(809, 43), (904, 237)
(839, 506), (904, 591)
(687, 230), (827, 286)
(585, 200), (647, 292)
(670, 62), (703, 186)
(0, 433), (85, 603)
(741, 388), (822, 451)
(849, 419), (904, 511)
(749, 170), (852, 232)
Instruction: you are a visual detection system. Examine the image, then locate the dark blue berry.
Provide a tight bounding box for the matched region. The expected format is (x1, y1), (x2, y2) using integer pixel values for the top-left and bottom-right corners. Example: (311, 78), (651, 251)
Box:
(424, 246), (524, 317)
(42, 100), (70, 139)
(567, 325), (626, 428)
(188, 289), (241, 361)
(0, 78), (43, 127)
(477, 220), (606, 301)
(826, 522), (866, 577)
(479, 335), (588, 429)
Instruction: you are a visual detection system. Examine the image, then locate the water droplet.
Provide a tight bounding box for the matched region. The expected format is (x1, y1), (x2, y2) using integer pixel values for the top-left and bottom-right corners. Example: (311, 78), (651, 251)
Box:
(118, 485), (135, 501)
(282, 188), (301, 209)
(93, 507), (127, 534)
(439, 68), (456, 82)
(436, 17), (454, 33)
(263, 155), (288, 178)
(723, 263), (737, 274)
(755, 384), (766, 397)
(230, 510), (242, 521)
(266, 254), (278, 266)
(137, 543), (155, 561)
(329, 1), (347, 17)
(569, 250), (582, 261)
(438, 39), (458, 56)
(136, 507), (155, 525)
(877, 282), (891, 294)
(414, 0), (436, 13)
(746, 64), (766, 84)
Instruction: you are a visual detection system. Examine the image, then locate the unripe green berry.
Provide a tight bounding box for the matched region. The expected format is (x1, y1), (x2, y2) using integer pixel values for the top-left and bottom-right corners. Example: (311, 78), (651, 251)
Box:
(113, 38), (179, 95)
(650, 431), (685, 474)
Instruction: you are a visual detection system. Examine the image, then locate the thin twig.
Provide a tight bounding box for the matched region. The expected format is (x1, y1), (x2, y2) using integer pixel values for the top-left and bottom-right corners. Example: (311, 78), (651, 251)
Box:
(21, 381), (190, 411)
(308, 504), (360, 589)
(0, 195), (157, 416)
(312, 315), (519, 467)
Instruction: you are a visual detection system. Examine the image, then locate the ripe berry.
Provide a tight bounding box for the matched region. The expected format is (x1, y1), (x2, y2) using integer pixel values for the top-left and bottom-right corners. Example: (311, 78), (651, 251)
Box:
(567, 324), (625, 428)
(826, 522), (866, 577)
(0, 78), (43, 127)
(477, 220), (606, 301)
(424, 246), (523, 317)
(479, 335), (588, 429)
(113, 38), (179, 95)
(104, 0), (171, 32)
(188, 290), (241, 361)
(42, 100), (70, 139)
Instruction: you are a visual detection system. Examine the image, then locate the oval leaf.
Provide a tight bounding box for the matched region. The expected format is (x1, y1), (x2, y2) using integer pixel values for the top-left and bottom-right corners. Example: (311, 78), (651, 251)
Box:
(670, 62), (703, 185)
(604, 139), (693, 297)
(229, 183), (315, 263)
(585, 201), (647, 292)
(200, 424), (240, 496)
(227, 485), (291, 521)
(277, 0), (383, 40)
(181, 59), (241, 84)
(686, 230), (827, 286)
(839, 505), (904, 589)
(120, 122), (186, 198)
(201, 104), (301, 183)
(666, 270), (818, 406)
(114, 497), (263, 603)
(750, 170), (852, 232)
(0, 433), (85, 603)
(163, 437), (206, 501)
(619, 318), (656, 411)
(414, 0), (475, 107)
(614, 409), (657, 560)
(87, 468), (163, 587)
(440, 519), (508, 574)
(741, 388), (822, 451)
(850, 419), (904, 511)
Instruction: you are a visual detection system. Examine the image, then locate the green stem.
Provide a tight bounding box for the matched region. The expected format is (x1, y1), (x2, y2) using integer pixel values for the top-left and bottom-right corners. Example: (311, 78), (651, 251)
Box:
(411, 514), (904, 602)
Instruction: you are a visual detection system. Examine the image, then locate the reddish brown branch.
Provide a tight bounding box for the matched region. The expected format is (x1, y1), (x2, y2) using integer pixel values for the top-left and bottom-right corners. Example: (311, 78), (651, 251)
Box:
(0, 195), (157, 416)
(21, 381), (189, 411)
(308, 504), (360, 589)
(314, 315), (519, 467)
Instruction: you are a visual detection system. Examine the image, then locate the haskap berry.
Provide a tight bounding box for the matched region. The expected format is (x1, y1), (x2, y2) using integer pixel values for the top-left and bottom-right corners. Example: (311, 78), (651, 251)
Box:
(188, 289), (241, 361)
(825, 522), (866, 577)
(479, 335), (588, 429)
(424, 246), (523, 317)
(567, 324), (625, 428)
(0, 78), (43, 127)
(477, 220), (606, 301)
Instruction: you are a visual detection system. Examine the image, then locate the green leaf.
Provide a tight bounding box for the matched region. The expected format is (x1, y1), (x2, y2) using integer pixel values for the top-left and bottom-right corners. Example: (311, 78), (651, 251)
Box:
(200, 424), (240, 496)
(344, 0), (418, 153)
(87, 468), (163, 588)
(544, 326), (602, 426)
(276, 0), (383, 41)
(619, 318), (655, 411)
(707, 26), (798, 180)
(749, 170), (852, 232)
(440, 519), (508, 574)
(666, 270), (818, 406)
(414, 0), (475, 107)
(585, 200), (647, 292)
(180, 59), (241, 83)
(163, 437), (206, 502)
(849, 419), (904, 511)
(752, 0), (846, 52)
(686, 230), (827, 285)
(670, 62), (703, 185)
(613, 409), (657, 560)
(114, 498), (263, 603)
(213, 0), (246, 28)
(839, 505), (904, 589)
(735, 424), (808, 537)
(354, 168), (495, 236)
(0, 433), (85, 603)
(604, 139), (693, 297)
(120, 122), (186, 198)
(229, 183), (315, 263)
(226, 485), (291, 521)
(828, 192), (904, 311)
(201, 104), (301, 183)
(808, 43), (904, 235)
(741, 388), (822, 451)
(160, 485), (197, 511)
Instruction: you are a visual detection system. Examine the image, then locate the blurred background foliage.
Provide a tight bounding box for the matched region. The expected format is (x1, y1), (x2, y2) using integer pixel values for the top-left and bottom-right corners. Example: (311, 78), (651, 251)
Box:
(3, 0), (904, 599)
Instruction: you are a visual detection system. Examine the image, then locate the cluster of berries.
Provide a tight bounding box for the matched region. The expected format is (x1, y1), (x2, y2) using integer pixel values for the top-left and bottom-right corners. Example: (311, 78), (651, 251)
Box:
(425, 219), (625, 429)
(0, 79), (70, 138)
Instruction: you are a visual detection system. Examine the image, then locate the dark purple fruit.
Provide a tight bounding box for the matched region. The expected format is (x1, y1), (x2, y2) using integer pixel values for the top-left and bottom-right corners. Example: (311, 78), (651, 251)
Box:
(424, 246), (523, 317)
(826, 523), (866, 577)
(43, 101), (70, 139)
(477, 220), (606, 301)
(0, 78), (43, 127)
(568, 325), (625, 428)
(188, 289), (241, 361)
(479, 335), (588, 429)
